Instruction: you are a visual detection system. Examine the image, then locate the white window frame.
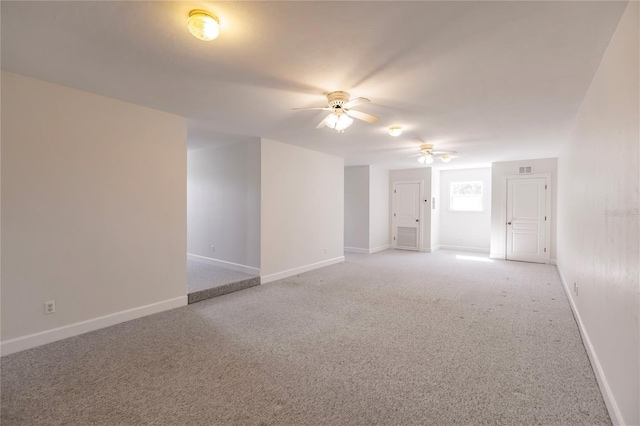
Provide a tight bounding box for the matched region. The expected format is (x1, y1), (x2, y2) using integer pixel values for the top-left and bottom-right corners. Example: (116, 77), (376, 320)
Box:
(449, 181), (484, 212)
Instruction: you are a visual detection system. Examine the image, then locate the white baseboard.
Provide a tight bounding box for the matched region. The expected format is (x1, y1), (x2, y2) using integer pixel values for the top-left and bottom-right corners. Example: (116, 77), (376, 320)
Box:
(440, 245), (490, 254)
(0, 296), (187, 357)
(369, 244), (390, 254)
(555, 263), (623, 425)
(187, 253), (260, 276)
(261, 256), (345, 284)
(488, 253), (556, 264)
(344, 245), (390, 254)
(420, 246), (440, 253)
(344, 246), (369, 254)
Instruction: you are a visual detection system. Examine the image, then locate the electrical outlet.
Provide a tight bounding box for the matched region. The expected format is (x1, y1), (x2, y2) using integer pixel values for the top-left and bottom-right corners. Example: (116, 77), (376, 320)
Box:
(211, 245), (215, 253)
(44, 300), (56, 314)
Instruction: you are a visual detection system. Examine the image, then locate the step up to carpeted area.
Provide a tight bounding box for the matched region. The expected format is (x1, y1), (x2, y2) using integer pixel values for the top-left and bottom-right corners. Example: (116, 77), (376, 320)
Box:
(188, 275), (260, 304)
(187, 259), (260, 304)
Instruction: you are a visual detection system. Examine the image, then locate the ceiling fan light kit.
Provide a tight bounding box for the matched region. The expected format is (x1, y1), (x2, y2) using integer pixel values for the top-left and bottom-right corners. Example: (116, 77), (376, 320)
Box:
(388, 126), (402, 137)
(415, 143), (456, 166)
(187, 10), (220, 41)
(324, 112), (353, 132)
(418, 154), (434, 165)
(292, 91), (379, 133)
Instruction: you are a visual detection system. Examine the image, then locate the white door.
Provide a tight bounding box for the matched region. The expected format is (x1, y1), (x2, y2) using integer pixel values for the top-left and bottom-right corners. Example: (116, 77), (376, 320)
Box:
(506, 177), (548, 263)
(393, 182), (421, 251)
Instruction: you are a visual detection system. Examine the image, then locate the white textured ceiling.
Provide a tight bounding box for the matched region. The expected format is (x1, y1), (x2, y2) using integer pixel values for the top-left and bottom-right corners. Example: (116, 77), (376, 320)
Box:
(1, 1), (627, 169)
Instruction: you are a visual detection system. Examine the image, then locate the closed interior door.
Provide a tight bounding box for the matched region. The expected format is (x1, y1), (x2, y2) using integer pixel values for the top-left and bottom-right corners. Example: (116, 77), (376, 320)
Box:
(393, 182), (421, 251)
(506, 177), (547, 263)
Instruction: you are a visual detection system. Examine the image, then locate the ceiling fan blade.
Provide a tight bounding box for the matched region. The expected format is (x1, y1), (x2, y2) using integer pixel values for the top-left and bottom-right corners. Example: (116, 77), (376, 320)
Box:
(316, 117), (327, 129)
(407, 153), (422, 158)
(292, 107), (333, 111)
(343, 97), (370, 109)
(432, 150), (457, 155)
(345, 109), (379, 123)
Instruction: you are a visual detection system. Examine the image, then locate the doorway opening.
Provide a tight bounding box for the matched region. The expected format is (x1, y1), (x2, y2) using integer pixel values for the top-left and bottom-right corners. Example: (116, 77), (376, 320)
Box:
(186, 139), (261, 304)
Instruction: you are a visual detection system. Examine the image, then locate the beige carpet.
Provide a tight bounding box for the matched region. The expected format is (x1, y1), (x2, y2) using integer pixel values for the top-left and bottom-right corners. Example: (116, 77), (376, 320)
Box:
(1, 250), (610, 425)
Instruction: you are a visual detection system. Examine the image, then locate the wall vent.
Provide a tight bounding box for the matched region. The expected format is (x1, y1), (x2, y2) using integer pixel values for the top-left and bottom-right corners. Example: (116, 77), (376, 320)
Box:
(518, 166), (533, 174)
(397, 227), (418, 249)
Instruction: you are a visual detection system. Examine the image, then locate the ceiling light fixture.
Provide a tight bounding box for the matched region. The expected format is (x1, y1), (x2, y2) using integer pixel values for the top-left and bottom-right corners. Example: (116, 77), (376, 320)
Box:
(417, 154), (434, 165)
(187, 10), (220, 41)
(324, 112), (353, 133)
(414, 143), (456, 165)
(388, 126), (402, 137)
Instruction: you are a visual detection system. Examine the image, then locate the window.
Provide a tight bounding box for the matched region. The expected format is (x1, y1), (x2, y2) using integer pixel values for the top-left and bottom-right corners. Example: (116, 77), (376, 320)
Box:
(450, 181), (483, 211)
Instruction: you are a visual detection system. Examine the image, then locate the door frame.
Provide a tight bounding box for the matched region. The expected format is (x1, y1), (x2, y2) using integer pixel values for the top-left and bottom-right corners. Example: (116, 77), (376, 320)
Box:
(501, 173), (551, 263)
(391, 180), (423, 251)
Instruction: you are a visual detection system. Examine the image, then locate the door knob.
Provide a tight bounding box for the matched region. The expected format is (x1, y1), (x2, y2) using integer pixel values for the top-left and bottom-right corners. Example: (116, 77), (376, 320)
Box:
(416, 219), (419, 222)
(507, 222), (512, 225)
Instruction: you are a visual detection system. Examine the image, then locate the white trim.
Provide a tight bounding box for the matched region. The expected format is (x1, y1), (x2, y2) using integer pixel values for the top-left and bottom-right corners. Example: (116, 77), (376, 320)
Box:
(187, 253), (260, 276)
(548, 259), (557, 265)
(440, 245), (490, 254)
(344, 246), (370, 254)
(261, 256), (344, 284)
(419, 247), (441, 253)
(0, 296), (187, 357)
(370, 244), (391, 254)
(556, 263), (623, 426)
(344, 245), (390, 254)
(489, 252), (505, 260)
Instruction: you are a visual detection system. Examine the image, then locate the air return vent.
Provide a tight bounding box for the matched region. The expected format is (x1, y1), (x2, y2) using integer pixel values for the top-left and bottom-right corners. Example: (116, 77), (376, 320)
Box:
(518, 166), (533, 174)
(397, 227), (418, 249)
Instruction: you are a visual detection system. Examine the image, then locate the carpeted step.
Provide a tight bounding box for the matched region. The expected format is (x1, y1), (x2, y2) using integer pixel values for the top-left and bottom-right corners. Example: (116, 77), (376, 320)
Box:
(187, 276), (260, 304)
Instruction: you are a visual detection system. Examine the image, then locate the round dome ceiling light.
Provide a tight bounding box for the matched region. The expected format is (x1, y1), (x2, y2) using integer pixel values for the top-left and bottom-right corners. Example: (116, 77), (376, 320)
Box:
(188, 10), (220, 41)
(388, 126), (402, 137)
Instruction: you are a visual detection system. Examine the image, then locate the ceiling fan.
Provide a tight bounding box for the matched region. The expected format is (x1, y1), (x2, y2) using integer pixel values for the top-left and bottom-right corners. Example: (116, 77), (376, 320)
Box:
(411, 144), (457, 165)
(292, 91), (380, 133)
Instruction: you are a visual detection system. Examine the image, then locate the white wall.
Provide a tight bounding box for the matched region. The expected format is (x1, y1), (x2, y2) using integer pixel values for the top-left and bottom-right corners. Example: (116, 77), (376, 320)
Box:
(557, 3), (639, 424)
(490, 158), (557, 259)
(344, 166), (370, 250)
(260, 138), (344, 282)
(430, 169), (441, 250)
(440, 168), (491, 252)
(389, 167), (433, 251)
(1, 72), (187, 352)
(369, 166), (390, 251)
(187, 141), (261, 271)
